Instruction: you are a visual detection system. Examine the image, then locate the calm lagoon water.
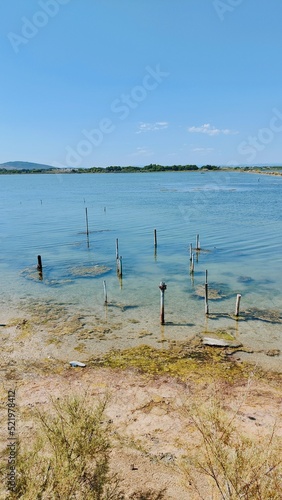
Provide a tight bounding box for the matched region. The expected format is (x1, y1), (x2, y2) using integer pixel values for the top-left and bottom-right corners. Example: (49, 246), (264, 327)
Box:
(1, 171), (282, 361)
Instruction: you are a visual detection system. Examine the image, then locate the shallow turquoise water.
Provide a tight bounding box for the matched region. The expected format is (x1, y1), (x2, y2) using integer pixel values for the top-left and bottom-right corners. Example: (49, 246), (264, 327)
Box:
(0, 171), (282, 358)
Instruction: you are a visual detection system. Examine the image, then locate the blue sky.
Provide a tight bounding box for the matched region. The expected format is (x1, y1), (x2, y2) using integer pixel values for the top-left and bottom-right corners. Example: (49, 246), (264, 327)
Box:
(1, 0), (282, 167)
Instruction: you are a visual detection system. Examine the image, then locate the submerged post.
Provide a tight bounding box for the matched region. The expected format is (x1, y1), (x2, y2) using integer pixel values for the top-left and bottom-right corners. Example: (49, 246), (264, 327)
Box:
(154, 229), (157, 248)
(205, 269), (209, 315)
(37, 255), (43, 280)
(159, 281), (167, 325)
(196, 234), (200, 251)
(37, 255), (42, 272)
(103, 280), (107, 305)
(235, 294), (242, 317)
(190, 253), (195, 274)
(85, 207), (89, 236)
(116, 238), (119, 260)
(189, 243), (192, 261)
(117, 256), (123, 278)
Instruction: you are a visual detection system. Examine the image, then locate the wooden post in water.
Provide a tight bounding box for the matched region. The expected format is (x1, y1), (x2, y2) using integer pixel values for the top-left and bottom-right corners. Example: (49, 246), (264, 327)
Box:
(154, 229), (157, 248)
(116, 238), (119, 260)
(159, 281), (167, 325)
(103, 280), (108, 305)
(190, 253), (195, 274)
(205, 269), (209, 315)
(235, 294), (242, 317)
(117, 256), (123, 278)
(85, 207), (89, 236)
(37, 255), (42, 272)
(37, 255), (43, 280)
(196, 234), (200, 251)
(189, 243), (192, 261)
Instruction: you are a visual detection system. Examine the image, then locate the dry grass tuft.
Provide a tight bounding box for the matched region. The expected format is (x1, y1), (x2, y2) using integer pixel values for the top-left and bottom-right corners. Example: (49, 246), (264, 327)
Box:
(181, 396), (282, 499)
(1, 394), (166, 499)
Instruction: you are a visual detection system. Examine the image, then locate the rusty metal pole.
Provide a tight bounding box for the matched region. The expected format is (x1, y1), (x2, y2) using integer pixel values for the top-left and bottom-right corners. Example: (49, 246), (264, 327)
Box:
(159, 281), (167, 325)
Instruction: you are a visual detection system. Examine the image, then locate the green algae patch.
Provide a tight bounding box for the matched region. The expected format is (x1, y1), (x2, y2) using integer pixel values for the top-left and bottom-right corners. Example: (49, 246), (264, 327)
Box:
(243, 307), (282, 324)
(7, 318), (34, 340)
(70, 265), (111, 278)
(21, 267), (74, 287)
(138, 330), (153, 338)
(193, 282), (232, 301)
(91, 341), (253, 383)
(18, 300), (88, 337)
(45, 337), (62, 347)
(204, 329), (236, 341)
(74, 343), (87, 353)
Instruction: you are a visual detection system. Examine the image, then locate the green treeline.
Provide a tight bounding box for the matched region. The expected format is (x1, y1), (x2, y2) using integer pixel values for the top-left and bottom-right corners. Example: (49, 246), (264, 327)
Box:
(1, 164), (282, 175)
(0, 168), (56, 174)
(83, 163), (200, 173)
(0, 164), (223, 175)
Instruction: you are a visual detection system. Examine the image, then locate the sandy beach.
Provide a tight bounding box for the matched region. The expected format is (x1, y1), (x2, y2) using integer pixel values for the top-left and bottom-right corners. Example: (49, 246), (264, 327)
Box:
(1, 304), (282, 498)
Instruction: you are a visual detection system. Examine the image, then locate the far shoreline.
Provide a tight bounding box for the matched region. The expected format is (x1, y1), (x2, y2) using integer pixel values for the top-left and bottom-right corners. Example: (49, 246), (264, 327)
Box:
(1, 163), (282, 176)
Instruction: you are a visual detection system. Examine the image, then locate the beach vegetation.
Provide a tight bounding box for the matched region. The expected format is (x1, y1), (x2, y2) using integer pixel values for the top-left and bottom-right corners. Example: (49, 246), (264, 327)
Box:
(181, 396), (282, 499)
(1, 395), (166, 499)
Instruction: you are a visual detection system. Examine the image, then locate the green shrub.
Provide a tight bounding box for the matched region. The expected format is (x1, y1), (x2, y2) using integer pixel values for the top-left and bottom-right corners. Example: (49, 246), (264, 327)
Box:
(1, 394), (166, 499)
(2, 395), (123, 499)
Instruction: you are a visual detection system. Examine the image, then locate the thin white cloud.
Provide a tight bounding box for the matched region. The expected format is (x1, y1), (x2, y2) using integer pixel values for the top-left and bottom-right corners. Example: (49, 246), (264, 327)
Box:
(188, 123), (238, 136)
(192, 147), (214, 153)
(136, 121), (169, 134)
(129, 147), (152, 157)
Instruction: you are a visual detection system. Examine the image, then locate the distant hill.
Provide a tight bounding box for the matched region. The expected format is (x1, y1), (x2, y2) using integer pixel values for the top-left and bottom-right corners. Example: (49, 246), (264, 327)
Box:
(0, 161), (56, 171)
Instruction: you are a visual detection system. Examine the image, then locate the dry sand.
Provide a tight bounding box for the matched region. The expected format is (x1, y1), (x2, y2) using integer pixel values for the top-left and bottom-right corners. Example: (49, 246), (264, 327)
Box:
(1, 308), (282, 499)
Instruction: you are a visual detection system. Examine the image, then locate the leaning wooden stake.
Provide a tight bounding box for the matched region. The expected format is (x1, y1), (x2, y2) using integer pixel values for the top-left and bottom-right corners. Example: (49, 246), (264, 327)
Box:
(205, 269), (209, 315)
(159, 281), (167, 325)
(85, 207), (89, 236)
(103, 280), (108, 305)
(235, 294), (242, 317)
